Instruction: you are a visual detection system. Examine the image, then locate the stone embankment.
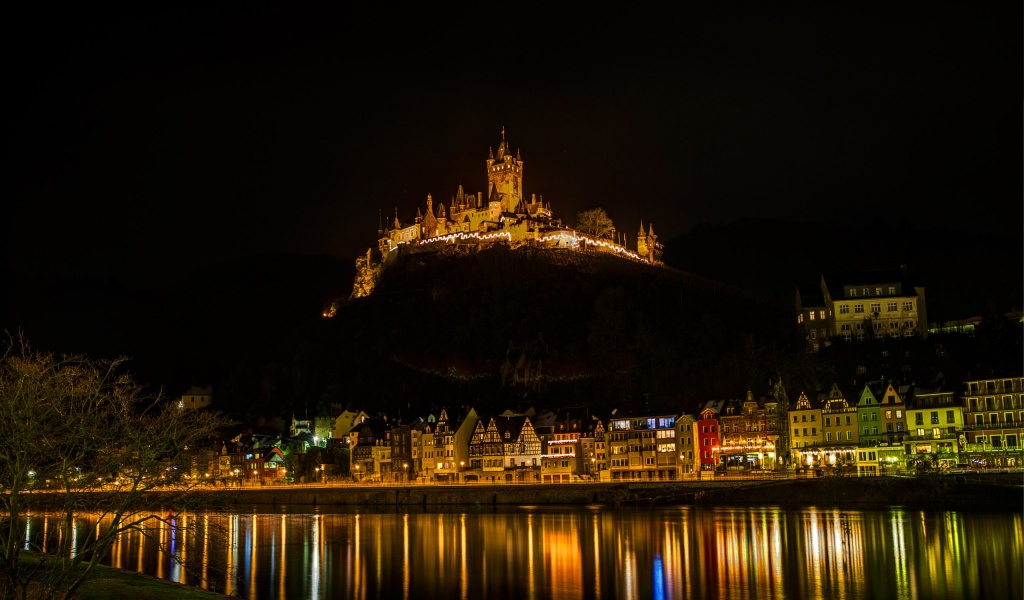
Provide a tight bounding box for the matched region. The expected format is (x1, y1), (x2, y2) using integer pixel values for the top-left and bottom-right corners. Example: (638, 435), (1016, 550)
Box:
(179, 475), (1022, 512)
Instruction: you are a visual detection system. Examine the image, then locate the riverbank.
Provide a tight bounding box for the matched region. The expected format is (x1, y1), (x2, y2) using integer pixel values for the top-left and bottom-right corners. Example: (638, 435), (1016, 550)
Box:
(178, 474), (1022, 512)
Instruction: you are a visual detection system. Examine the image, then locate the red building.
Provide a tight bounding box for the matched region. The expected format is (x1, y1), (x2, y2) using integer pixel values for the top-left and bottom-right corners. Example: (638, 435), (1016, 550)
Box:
(697, 401), (725, 472)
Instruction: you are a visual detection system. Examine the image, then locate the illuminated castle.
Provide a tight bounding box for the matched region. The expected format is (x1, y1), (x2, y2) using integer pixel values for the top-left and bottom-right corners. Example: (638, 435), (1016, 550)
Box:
(350, 130), (664, 299)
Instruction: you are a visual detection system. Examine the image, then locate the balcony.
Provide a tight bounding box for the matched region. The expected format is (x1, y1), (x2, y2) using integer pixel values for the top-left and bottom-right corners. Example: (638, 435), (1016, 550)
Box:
(962, 422), (1023, 432)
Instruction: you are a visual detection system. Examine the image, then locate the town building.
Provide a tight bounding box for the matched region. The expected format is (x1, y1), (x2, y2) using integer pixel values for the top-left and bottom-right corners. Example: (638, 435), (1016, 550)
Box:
(606, 412), (678, 480)
(432, 407), (479, 482)
(540, 417), (584, 483)
(675, 414), (697, 476)
(960, 376), (1023, 468)
(855, 382), (884, 447)
(796, 266), (928, 351)
(817, 383), (859, 471)
(178, 385), (213, 410)
(351, 417), (391, 482)
(717, 391), (781, 472)
(579, 418), (606, 480)
(696, 401), (724, 473)
(906, 386), (963, 470)
(790, 391), (823, 469)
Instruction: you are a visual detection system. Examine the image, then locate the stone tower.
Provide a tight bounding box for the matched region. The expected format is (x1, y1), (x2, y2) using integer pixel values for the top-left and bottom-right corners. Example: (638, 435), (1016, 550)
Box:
(637, 220), (662, 264)
(485, 128), (524, 214)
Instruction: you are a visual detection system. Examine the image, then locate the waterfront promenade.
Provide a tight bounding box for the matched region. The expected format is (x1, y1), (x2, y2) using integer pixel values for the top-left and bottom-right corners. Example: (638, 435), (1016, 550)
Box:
(179, 473), (1022, 511)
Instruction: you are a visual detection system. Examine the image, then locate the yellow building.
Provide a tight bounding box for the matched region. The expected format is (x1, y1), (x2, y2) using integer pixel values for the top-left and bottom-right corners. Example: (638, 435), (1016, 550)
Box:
(797, 266), (927, 350)
(906, 387), (962, 470)
(818, 383), (859, 471)
(790, 391), (823, 470)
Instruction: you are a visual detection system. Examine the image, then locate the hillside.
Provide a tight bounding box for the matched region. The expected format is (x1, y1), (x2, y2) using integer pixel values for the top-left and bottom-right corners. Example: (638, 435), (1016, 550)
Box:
(3, 219), (1019, 424)
(299, 243), (798, 417)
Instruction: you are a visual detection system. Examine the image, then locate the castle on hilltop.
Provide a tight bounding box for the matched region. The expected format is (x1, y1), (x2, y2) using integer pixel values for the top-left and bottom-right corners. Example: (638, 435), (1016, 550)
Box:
(349, 130), (664, 299)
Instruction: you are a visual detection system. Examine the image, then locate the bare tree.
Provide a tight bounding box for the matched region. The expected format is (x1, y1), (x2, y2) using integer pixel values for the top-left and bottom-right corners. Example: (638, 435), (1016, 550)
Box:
(575, 207), (617, 240)
(0, 334), (233, 600)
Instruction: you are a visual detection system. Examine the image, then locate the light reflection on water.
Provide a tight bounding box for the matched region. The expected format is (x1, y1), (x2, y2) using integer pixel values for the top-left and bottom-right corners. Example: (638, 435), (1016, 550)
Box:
(21, 505), (1023, 600)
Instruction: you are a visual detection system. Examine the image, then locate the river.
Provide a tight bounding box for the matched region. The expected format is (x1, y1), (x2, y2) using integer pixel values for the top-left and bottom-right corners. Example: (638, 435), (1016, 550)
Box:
(22, 504), (1023, 599)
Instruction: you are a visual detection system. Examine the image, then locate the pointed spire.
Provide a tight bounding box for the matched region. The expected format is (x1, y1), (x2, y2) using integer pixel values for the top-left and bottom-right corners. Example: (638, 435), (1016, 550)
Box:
(488, 146), (494, 160)
(648, 223), (655, 237)
(394, 208), (400, 229)
(638, 219), (645, 236)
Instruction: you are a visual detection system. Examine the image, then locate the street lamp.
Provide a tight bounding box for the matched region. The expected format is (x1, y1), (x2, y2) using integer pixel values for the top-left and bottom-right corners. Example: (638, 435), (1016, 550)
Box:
(460, 461), (465, 483)
(321, 463), (326, 484)
(354, 464), (360, 482)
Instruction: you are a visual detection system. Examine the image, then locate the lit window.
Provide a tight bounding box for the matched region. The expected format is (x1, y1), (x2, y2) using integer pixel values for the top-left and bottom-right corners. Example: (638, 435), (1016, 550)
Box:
(809, 312), (816, 321)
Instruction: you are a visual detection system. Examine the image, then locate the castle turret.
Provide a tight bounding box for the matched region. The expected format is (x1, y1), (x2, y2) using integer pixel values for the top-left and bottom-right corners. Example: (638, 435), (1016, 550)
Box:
(637, 221), (663, 264)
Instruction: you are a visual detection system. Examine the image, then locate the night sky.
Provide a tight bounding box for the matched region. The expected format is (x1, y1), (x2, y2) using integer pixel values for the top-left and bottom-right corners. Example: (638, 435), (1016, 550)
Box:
(5, 5), (1020, 291)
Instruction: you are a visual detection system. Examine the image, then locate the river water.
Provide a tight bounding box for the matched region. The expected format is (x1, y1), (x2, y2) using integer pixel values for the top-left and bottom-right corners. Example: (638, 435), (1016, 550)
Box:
(22, 504), (1023, 600)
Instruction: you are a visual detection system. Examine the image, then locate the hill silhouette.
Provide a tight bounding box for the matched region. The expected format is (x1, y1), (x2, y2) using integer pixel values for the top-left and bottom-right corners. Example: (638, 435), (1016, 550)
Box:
(3, 218), (1019, 424)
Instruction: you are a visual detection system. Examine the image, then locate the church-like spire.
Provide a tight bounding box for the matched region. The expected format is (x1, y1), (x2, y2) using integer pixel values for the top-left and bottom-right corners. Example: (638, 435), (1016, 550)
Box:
(394, 208), (400, 229)
(638, 219), (645, 236)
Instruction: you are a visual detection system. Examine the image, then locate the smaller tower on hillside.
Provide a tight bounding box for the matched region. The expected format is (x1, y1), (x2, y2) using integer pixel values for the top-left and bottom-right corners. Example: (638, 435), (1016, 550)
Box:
(636, 221), (663, 265)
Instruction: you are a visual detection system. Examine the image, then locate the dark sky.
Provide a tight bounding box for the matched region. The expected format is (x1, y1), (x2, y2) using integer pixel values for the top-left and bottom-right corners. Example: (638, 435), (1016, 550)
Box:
(5, 5), (1020, 290)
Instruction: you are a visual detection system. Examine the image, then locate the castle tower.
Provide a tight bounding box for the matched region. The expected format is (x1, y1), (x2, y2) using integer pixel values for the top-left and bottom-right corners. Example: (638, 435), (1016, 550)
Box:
(485, 127), (524, 214)
(637, 221), (662, 264)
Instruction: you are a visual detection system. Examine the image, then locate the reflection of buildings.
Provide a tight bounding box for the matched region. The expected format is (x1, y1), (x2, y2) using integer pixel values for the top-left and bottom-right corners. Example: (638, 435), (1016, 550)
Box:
(31, 506), (1017, 600)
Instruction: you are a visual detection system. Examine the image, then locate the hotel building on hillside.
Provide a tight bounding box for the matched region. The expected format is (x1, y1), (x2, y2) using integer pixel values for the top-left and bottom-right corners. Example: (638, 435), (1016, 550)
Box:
(796, 266), (928, 352)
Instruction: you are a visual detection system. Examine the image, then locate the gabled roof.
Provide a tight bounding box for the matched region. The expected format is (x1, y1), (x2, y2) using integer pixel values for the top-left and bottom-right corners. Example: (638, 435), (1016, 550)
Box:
(492, 415), (528, 440)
